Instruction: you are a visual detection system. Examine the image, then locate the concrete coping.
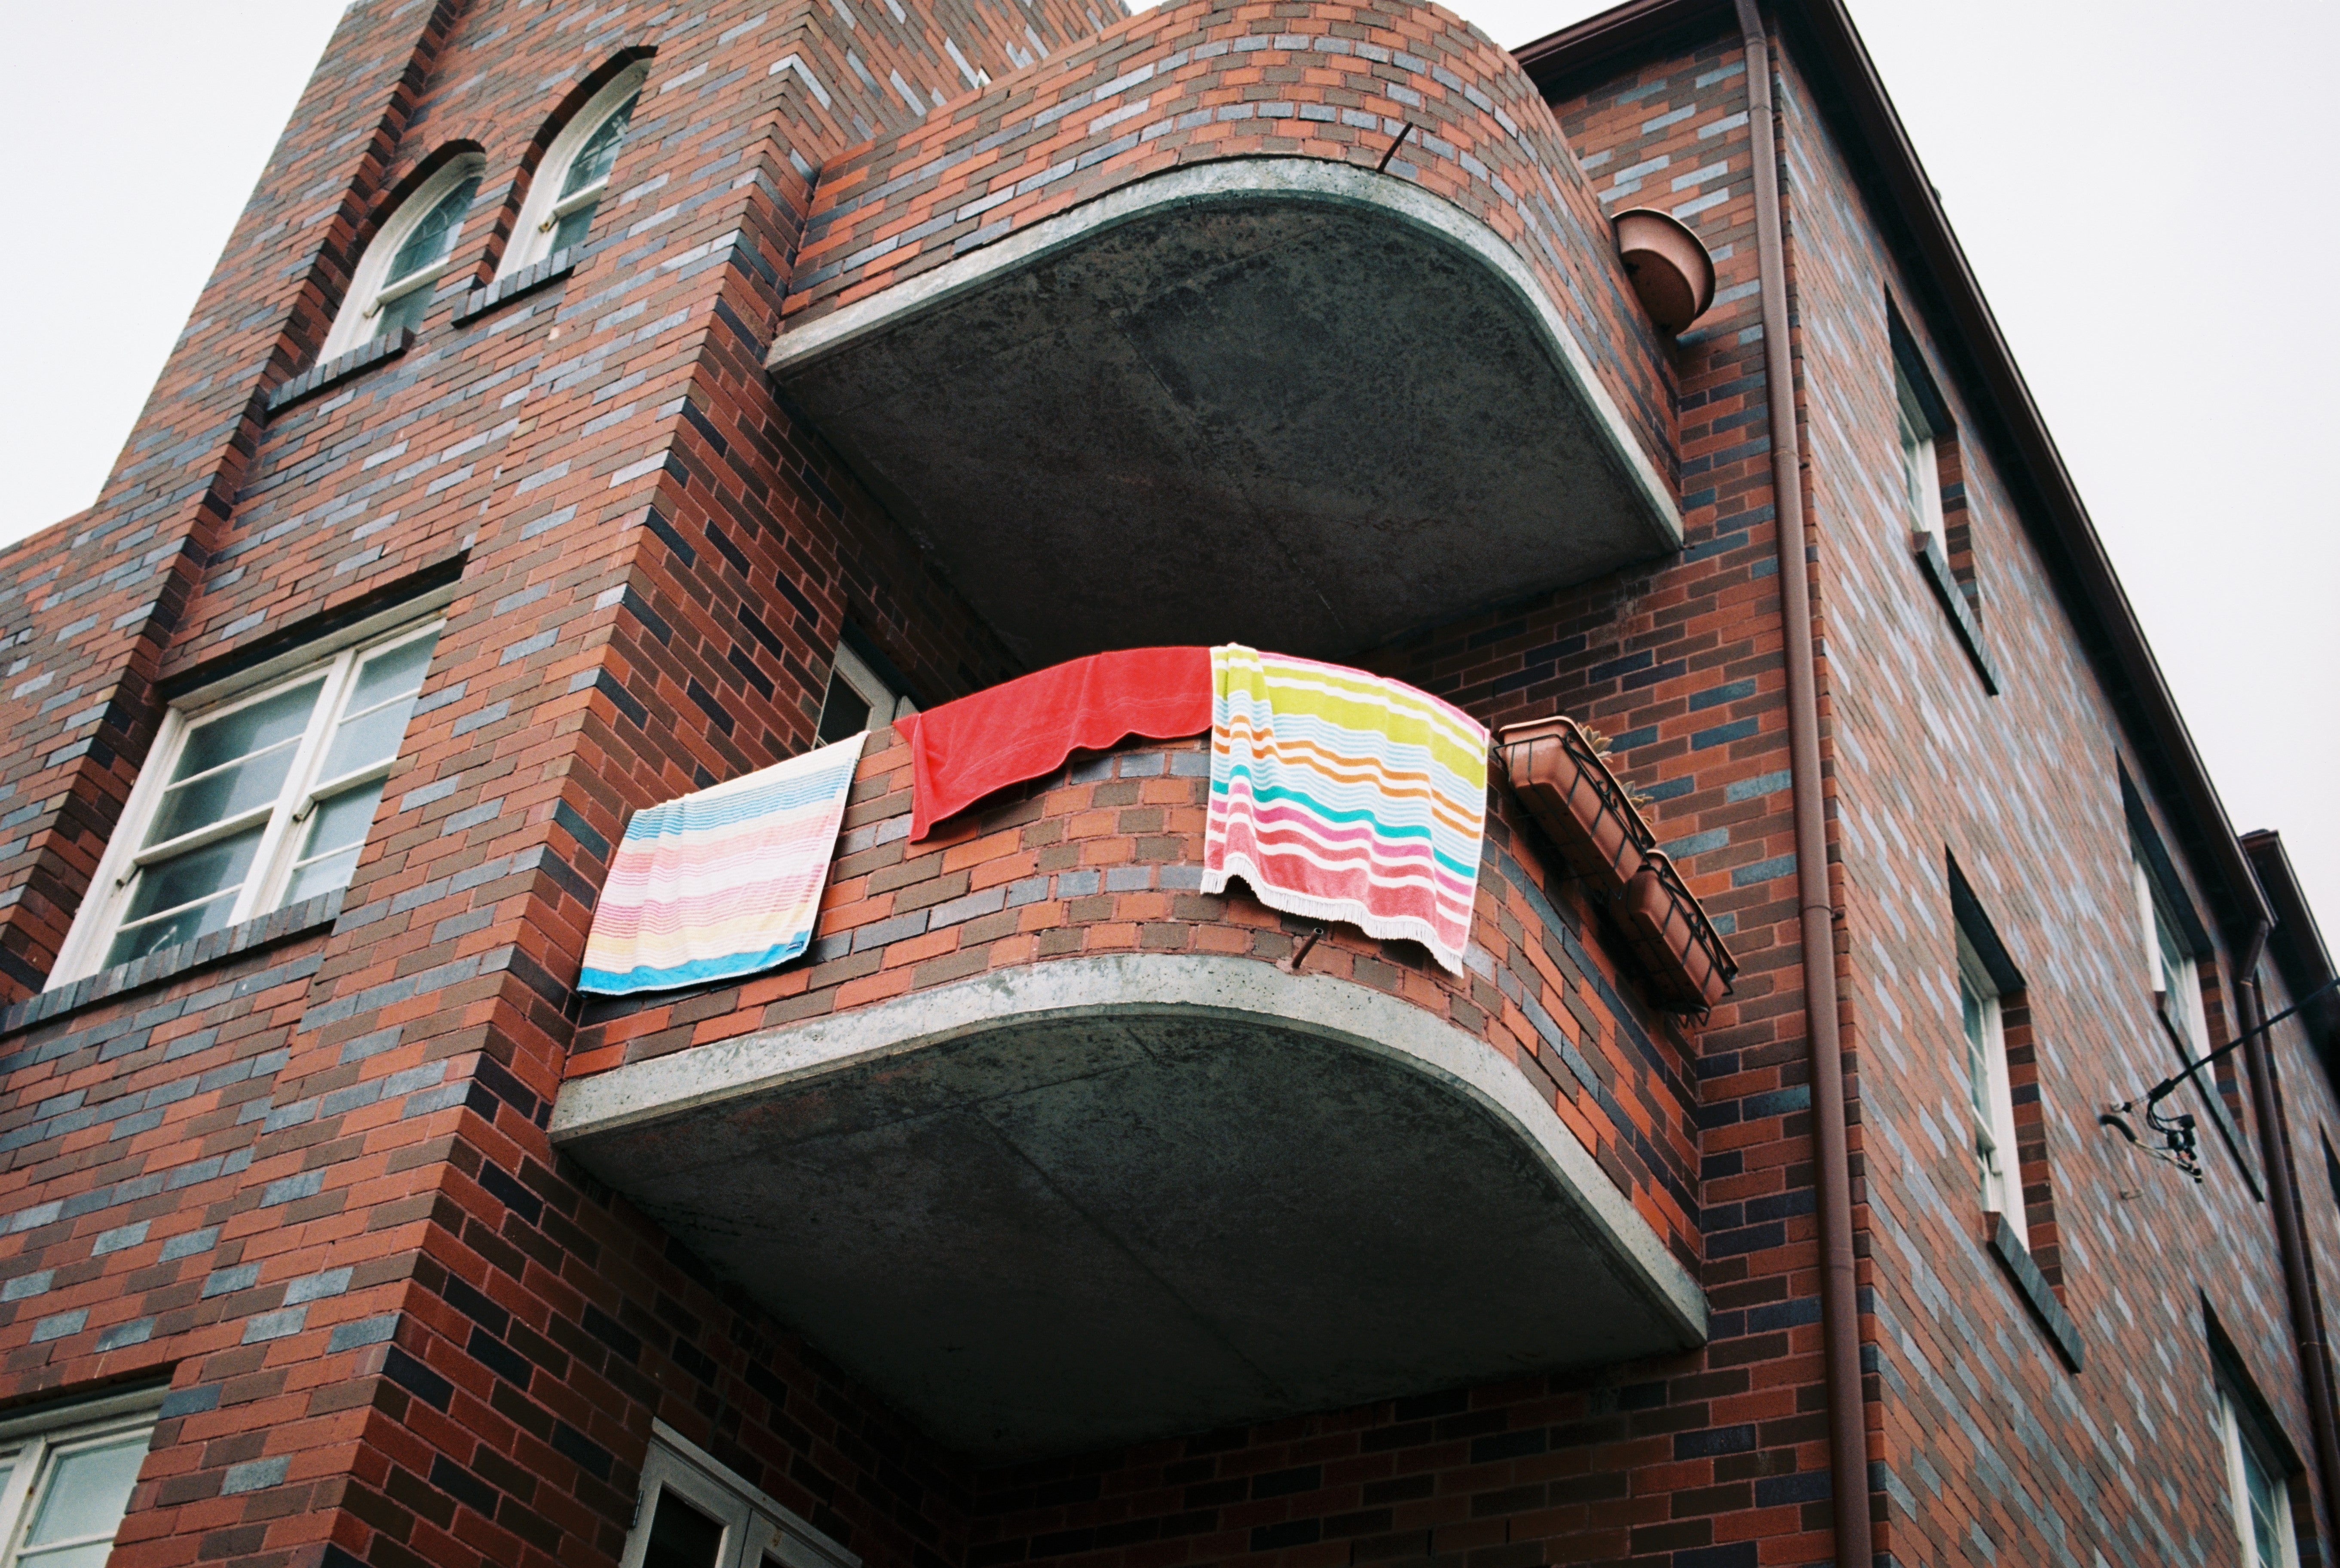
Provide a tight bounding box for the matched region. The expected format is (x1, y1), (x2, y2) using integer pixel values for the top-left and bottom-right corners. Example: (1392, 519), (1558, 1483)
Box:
(552, 951), (1708, 1346)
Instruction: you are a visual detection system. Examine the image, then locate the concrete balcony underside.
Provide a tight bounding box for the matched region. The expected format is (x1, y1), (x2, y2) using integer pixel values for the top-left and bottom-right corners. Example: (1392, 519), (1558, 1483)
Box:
(768, 161), (1683, 667)
(552, 954), (1707, 1461)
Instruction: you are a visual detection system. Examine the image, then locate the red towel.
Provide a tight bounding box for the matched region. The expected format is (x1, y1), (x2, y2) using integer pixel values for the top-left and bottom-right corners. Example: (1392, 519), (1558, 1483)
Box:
(897, 647), (1212, 841)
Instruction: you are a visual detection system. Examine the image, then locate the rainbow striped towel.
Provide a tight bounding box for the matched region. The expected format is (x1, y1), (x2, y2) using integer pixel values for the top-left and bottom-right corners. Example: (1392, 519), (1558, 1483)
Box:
(1203, 646), (1488, 974)
(579, 733), (867, 995)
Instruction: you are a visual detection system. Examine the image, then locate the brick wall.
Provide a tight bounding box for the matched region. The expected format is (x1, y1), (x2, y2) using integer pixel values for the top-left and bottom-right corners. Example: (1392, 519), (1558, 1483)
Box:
(1768, 26), (2304, 1568)
(0, 0), (2324, 1565)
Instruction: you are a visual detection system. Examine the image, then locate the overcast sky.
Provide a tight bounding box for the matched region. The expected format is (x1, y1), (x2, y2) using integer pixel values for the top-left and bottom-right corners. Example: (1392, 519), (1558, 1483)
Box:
(4, 0), (2331, 936)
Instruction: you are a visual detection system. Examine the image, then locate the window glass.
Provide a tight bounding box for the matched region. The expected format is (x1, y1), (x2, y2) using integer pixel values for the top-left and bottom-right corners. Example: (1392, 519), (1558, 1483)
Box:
(18, 1436), (146, 1568)
(2154, 902), (2193, 1020)
(2242, 1434), (2288, 1568)
(2222, 1389), (2299, 1568)
(149, 682), (324, 846)
(1959, 967), (2000, 1203)
(104, 827), (267, 969)
(377, 283), (436, 340)
(550, 92), (640, 253)
(1954, 926), (2025, 1244)
(0, 1414), (158, 1568)
(816, 680), (872, 746)
(319, 633), (438, 781)
(1895, 366), (1942, 545)
(58, 622), (443, 985)
(642, 1489), (727, 1568)
(623, 1430), (855, 1568)
(818, 641), (911, 745)
(285, 786), (384, 905)
(386, 173), (481, 285)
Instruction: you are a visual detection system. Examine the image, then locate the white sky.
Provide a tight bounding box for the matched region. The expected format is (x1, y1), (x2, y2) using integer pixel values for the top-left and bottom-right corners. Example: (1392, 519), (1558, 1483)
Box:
(4, 1), (2331, 938)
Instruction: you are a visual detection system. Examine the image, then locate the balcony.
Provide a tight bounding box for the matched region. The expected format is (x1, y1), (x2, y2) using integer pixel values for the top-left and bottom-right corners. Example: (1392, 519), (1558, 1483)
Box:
(767, 0), (1682, 667)
(551, 728), (1705, 1460)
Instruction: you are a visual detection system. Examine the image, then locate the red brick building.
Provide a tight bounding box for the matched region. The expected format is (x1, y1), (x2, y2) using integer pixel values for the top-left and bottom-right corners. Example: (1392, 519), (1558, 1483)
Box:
(0, 0), (2333, 1565)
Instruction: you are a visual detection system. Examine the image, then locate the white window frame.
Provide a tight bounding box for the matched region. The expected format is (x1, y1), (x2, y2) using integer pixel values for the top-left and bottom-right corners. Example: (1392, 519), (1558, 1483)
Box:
(817, 642), (916, 743)
(51, 616), (445, 987)
(319, 155), (487, 361)
(1956, 926), (2025, 1246)
(2218, 1385), (2301, 1568)
(0, 1387), (163, 1568)
(499, 65), (651, 277)
(2132, 843), (2213, 1054)
(1895, 360), (1946, 551)
(621, 1421), (858, 1568)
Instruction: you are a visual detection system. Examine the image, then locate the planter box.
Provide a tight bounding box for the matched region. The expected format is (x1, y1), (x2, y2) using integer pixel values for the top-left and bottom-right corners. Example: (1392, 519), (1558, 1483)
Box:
(1496, 717), (1657, 896)
(1621, 851), (1738, 1014)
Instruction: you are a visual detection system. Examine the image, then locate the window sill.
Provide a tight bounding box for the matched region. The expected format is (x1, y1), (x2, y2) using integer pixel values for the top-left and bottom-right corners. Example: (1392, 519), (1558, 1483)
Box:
(454, 249), (576, 325)
(1911, 532), (2001, 695)
(266, 329), (415, 414)
(1988, 1214), (2082, 1372)
(3, 892), (343, 1038)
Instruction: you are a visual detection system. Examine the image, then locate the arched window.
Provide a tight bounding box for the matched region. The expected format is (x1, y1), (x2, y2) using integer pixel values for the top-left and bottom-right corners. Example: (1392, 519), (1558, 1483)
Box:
(320, 155), (485, 360)
(501, 65), (649, 276)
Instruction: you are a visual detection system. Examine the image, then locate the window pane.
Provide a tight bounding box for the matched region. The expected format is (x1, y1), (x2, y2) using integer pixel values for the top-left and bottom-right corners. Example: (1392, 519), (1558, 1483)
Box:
(105, 828), (263, 968)
(25, 1433), (147, 1547)
(387, 173), (482, 284)
(122, 828), (264, 927)
(347, 634), (437, 713)
(1959, 974), (1992, 1125)
(319, 635), (437, 780)
(562, 93), (640, 200)
(284, 847), (362, 907)
(1898, 409), (1924, 515)
(303, 782), (385, 862)
(550, 200), (600, 255)
(177, 682), (321, 780)
(2239, 1430), (2286, 1566)
(149, 680), (323, 847)
(2155, 909), (2191, 997)
(643, 1487), (727, 1568)
(148, 745), (301, 847)
(817, 678), (872, 745)
(284, 781), (388, 903)
(103, 891), (239, 970)
(376, 282), (433, 340)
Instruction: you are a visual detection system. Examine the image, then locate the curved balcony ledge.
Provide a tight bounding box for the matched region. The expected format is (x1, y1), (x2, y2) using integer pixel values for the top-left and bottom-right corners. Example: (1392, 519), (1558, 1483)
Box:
(767, 0), (1682, 667)
(554, 951), (1705, 1459)
(551, 731), (1705, 1460)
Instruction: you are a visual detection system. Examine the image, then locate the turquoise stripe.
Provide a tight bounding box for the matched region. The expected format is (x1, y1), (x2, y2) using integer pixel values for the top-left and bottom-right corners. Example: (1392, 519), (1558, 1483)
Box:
(1212, 775), (1478, 879)
(579, 930), (815, 995)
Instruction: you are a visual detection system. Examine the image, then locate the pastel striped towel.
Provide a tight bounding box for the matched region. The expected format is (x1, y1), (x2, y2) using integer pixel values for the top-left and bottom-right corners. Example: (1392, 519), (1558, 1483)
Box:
(579, 733), (867, 995)
(1203, 646), (1489, 974)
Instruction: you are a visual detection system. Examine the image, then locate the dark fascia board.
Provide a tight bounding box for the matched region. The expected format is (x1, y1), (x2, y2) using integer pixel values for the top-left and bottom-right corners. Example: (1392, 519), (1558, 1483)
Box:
(1515, 0), (2272, 942)
(2242, 831), (2340, 1063)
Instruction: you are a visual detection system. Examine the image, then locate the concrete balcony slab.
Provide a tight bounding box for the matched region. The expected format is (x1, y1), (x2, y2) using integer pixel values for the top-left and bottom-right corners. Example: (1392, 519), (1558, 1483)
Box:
(768, 160), (1682, 667)
(553, 953), (1706, 1461)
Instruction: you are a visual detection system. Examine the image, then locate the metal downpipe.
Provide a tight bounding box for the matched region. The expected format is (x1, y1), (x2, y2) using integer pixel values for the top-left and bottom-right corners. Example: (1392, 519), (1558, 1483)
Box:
(2236, 925), (2340, 1550)
(1730, 4), (1868, 1564)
